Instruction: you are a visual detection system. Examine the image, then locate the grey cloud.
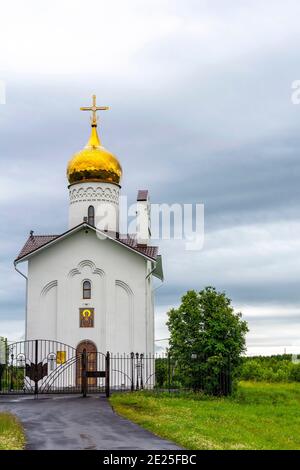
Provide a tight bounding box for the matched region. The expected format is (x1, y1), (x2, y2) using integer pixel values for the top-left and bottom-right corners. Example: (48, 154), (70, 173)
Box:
(1, 2), (300, 354)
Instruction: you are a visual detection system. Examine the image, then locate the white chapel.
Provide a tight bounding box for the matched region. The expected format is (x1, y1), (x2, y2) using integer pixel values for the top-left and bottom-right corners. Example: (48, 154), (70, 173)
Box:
(14, 95), (163, 356)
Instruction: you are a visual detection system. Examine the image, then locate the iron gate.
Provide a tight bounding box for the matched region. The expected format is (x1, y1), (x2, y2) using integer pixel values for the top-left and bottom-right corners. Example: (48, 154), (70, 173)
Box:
(0, 342), (232, 396)
(0, 340), (109, 397)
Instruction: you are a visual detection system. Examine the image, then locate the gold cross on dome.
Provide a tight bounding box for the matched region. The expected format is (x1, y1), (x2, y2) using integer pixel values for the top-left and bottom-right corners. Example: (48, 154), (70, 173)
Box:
(80, 94), (109, 126)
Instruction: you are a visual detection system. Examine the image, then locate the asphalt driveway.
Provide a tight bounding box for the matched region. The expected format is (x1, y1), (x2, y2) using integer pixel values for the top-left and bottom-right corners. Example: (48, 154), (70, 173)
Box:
(0, 394), (180, 450)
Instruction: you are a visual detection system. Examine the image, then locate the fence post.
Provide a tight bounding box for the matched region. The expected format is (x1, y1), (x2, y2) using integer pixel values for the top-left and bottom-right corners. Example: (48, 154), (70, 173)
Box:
(10, 353), (14, 392)
(140, 354), (144, 390)
(136, 353), (139, 390)
(0, 364), (3, 392)
(0, 338), (6, 393)
(130, 352), (134, 391)
(34, 340), (38, 396)
(168, 351), (171, 393)
(105, 351), (110, 398)
(82, 349), (87, 398)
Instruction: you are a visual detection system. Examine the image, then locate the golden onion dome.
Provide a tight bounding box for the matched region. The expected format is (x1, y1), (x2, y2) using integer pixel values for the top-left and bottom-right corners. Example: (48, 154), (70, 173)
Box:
(67, 97), (122, 186)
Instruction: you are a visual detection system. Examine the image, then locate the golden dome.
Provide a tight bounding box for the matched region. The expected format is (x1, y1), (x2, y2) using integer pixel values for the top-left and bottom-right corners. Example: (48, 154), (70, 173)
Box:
(67, 96), (122, 186)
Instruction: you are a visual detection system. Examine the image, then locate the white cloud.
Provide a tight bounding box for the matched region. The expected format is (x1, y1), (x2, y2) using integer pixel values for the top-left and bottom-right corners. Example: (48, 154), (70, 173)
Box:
(0, 320), (25, 342)
(1, 0), (300, 355)
(0, 1), (182, 75)
(154, 302), (300, 356)
(157, 219), (300, 294)
(1, 0), (300, 77)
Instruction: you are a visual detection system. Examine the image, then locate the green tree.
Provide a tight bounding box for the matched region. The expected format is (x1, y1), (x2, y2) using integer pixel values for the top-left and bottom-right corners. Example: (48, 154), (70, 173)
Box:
(167, 287), (248, 395)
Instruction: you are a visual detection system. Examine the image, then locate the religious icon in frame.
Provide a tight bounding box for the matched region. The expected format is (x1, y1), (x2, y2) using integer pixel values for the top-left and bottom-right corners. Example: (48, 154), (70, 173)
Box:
(79, 308), (94, 328)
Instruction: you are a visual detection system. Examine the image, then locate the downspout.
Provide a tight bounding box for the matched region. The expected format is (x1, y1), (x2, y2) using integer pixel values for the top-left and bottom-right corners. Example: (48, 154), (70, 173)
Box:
(145, 261), (164, 355)
(14, 260), (28, 341)
(145, 261), (156, 355)
(145, 261), (150, 355)
(145, 261), (156, 279)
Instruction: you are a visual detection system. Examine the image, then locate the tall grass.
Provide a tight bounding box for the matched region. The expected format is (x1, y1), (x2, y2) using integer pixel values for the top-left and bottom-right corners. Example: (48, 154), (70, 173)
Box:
(110, 382), (300, 450)
(0, 412), (25, 450)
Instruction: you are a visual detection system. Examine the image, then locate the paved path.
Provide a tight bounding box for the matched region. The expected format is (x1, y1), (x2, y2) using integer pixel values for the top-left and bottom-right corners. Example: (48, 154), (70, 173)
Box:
(0, 394), (180, 450)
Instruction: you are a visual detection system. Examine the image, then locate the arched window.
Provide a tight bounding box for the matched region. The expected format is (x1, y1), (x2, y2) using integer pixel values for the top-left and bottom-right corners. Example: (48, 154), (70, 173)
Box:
(88, 205), (95, 226)
(83, 280), (91, 299)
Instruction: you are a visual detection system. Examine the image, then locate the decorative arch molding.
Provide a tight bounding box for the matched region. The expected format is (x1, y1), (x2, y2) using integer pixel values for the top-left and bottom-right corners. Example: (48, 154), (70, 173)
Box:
(78, 260), (96, 271)
(115, 280), (134, 297)
(68, 260), (105, 278)
(41, 280), (58, 297)
(94, 268), (104, 276)
(39, 280), (58, 338)
(115, 280), (134, 351)
(68, 267), (80, 278)
(69, 185), (119, 205)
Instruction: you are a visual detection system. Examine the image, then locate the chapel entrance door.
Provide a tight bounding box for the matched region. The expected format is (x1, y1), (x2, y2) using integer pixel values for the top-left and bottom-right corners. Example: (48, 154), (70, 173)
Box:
(76, 340), (97, 388)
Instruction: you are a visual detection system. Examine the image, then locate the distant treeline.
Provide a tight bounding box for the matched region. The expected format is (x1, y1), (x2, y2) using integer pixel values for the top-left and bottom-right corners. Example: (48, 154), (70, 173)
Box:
(240, 355), (300, 382)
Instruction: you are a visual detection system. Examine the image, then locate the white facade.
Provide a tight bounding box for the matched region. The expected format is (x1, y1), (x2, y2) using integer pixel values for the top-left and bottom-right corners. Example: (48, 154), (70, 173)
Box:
(23, 225), (155, 354)
(15, 111), (161, 358)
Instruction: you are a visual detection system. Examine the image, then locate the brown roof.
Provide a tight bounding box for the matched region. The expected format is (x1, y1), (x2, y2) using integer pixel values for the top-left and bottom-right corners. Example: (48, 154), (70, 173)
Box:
(119, 236), (158, 259)
(137, 190), (148, 201)
(15, 225), (158, 262)
(16, 235), (59, 260)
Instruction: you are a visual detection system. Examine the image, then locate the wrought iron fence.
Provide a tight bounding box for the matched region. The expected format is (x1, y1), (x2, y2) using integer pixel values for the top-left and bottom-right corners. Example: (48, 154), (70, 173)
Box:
(0, 340), (233, 397)
(109, 352), (233, 396)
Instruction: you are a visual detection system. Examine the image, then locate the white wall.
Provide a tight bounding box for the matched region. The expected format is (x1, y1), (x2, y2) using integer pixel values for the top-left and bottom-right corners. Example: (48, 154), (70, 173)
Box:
(136, 199), (151, 245)
(26, 227), (154, 355)
(68, 181), (120, 231)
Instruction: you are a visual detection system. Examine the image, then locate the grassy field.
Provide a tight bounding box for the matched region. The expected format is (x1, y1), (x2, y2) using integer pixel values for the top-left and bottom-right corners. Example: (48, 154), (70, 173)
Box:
(110, 381), (300, 450)
(0, 412), (25, 450)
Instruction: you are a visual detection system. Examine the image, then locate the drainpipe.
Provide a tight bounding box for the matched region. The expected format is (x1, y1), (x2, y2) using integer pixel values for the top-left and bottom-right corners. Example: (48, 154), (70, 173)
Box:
(145, 262), (156, 280)
(145, 261), (164, 355)
(14, 261), (28, 341)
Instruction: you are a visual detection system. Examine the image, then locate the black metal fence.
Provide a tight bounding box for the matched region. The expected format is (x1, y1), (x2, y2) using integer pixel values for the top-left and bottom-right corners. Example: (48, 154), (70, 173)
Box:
(0, 340), (233, 397)
(110, 352), (232, 396)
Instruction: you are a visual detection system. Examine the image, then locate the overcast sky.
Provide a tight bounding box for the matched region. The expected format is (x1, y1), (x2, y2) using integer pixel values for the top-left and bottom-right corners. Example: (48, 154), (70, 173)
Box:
(1, 0), (300, 355)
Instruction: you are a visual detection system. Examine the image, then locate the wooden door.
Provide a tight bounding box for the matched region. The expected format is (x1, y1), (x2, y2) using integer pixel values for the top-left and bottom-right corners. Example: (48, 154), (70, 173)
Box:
(76, 340), (97, 387)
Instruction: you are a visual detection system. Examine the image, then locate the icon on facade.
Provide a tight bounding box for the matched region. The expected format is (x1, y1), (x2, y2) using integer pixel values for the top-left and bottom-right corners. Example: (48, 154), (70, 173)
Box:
(79, 308), (94, 328)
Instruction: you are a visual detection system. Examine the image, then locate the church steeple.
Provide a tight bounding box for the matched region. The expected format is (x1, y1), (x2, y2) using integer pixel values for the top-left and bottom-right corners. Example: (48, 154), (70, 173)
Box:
(66, 95), (122, 186)
(67, 95), (121, 231)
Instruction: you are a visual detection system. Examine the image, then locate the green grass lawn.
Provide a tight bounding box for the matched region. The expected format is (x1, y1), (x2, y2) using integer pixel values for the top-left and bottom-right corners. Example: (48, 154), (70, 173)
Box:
(0, 412), (25, 450)
(110, 381), (300, 450)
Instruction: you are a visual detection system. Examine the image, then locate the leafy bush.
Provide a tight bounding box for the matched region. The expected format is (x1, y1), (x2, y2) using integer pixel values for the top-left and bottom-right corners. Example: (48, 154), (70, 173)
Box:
(167, 287), (248, 395)
(155, 358), (167, 387)
(290, 364), (300, 382)
(240, 355), (300, 382)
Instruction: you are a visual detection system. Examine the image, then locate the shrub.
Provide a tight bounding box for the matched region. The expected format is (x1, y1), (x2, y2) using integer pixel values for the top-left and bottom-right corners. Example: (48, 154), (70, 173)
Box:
(240, 356), (300, 383)
(167, 287), (248, 395)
